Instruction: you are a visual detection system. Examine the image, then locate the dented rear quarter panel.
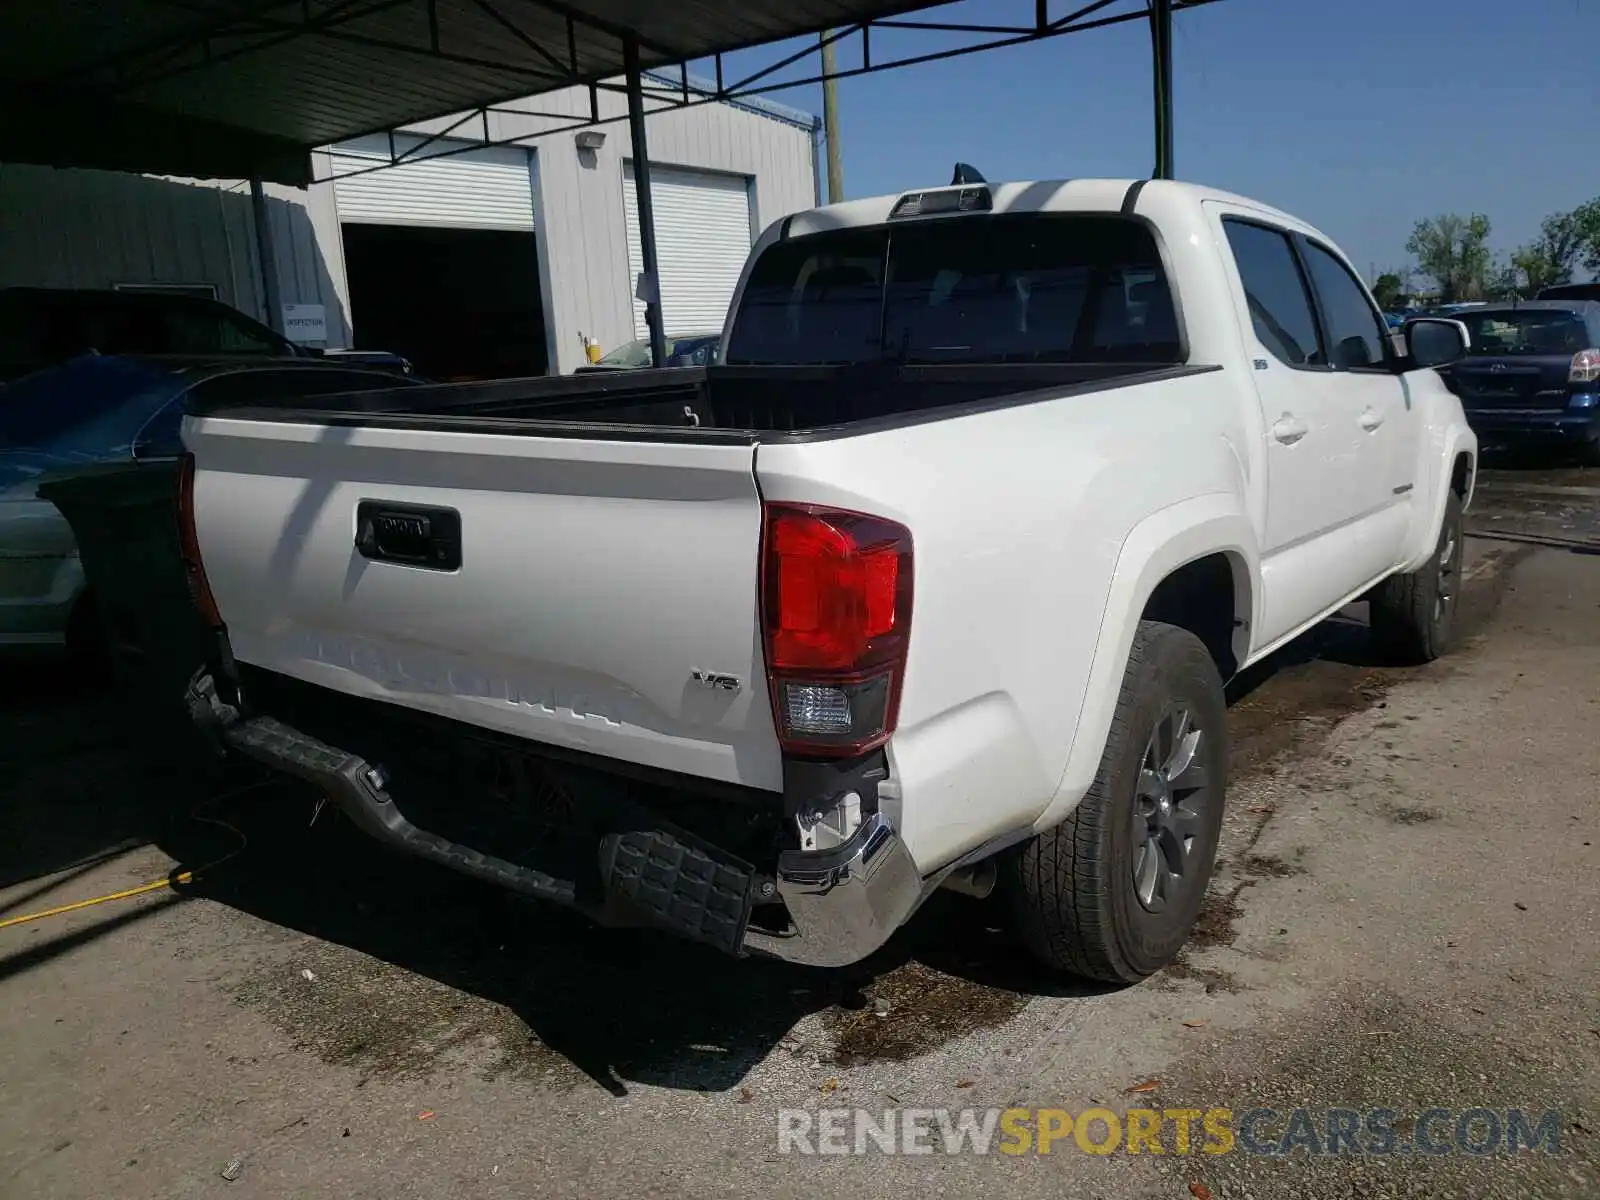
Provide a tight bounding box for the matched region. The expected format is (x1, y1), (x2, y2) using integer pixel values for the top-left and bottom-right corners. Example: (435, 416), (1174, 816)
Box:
(754, 368), (1259, 872)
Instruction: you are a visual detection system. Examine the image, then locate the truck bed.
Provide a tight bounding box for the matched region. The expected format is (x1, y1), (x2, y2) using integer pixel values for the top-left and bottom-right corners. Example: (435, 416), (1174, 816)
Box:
(187, 361), (1215, 441)
(182, 352), (1218, 803)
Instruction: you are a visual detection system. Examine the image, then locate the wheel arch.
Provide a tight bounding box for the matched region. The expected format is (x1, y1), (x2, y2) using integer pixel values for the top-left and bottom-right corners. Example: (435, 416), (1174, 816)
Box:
(1451, 449), (1476, 507)
(1399, 420), (1477, 574)
(1033, 493), (1258, 833)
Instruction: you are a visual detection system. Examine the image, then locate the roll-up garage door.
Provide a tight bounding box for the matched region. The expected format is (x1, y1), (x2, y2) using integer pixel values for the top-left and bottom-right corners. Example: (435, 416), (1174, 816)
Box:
(624, 164), (753, 339)
(330, 138), (536, 230)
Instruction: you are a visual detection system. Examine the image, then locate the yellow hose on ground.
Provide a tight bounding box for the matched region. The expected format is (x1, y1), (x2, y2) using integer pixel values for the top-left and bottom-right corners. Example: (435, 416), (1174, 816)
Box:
(0, 784), (261, 931)
(0, 873), (194, 930)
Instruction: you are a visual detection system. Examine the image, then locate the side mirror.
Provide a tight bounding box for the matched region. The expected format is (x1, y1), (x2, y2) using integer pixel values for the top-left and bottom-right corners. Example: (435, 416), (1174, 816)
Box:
(1405, 317), (1470, 368)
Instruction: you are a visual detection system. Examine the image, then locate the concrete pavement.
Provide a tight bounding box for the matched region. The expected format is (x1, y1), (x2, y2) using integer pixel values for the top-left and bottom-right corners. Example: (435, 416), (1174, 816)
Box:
(1, 532), (1596, 1199)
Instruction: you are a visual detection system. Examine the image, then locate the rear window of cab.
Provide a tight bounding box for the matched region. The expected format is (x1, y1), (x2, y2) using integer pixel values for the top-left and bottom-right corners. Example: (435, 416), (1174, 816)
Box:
(726, 214), (1182, 368)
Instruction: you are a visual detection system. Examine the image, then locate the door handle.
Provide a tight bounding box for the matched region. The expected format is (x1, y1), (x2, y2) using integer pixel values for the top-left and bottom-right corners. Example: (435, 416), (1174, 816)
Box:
(1358, 407), (1384, 432)
(1271, 414), (1309, 445)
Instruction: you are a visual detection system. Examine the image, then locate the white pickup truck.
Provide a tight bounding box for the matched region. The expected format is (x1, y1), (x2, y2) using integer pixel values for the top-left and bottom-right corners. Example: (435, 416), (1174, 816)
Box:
(180, 176), (1478, 982)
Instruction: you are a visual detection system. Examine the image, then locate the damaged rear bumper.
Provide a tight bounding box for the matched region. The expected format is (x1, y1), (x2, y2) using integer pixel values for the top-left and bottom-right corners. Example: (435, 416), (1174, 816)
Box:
(187, 669), (924, 968)
(743, 812), (923, 968)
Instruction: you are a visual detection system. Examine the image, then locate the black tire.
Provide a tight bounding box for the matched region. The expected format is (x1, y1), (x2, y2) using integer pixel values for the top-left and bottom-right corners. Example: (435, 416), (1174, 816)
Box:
(1004, 620), (1228, 984)
(1369, 490), (1463, 665)
(1575, 438), (1600, 468)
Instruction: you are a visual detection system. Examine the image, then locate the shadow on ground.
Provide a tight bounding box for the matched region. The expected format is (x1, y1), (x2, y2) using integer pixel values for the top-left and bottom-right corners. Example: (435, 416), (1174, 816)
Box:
(165, 788), (1110, 1096)
(0, 547), (1529, 1097)
(128, 609), (1416, 1097)
(0, 660), (175, 891)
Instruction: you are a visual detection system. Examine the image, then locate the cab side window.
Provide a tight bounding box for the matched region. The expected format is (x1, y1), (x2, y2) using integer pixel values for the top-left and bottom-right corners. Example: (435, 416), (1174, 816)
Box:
(1301, 241), (1389, 370)
(1222, 220), (1323, 368)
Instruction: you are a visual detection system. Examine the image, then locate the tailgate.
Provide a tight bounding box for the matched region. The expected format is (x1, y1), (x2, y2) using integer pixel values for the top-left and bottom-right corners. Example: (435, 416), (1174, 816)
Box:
(184, 416), (782, 791)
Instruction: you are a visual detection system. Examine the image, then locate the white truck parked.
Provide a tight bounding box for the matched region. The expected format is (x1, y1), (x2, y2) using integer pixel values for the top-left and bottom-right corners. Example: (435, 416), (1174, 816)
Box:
(180, 176), (1477, 982)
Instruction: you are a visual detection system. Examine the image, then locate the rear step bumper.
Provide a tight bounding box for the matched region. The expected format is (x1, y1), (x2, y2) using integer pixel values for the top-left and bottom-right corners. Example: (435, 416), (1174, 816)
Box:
(187, 670), (923, 967)
(223, 714), (584, 906)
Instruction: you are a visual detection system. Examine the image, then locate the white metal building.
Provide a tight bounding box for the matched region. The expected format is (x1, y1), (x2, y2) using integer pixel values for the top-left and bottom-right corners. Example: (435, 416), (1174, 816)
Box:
(0, 78), (817, 376)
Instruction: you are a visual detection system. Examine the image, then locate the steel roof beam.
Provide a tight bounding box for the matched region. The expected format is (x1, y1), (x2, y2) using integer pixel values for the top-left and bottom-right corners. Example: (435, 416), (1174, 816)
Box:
(497, 0), (682, 61)
(48, 0), (294, 88)
(465, 0), (575, 80)
(320, 0), (1219, 186)
(105, 0), (416, 94)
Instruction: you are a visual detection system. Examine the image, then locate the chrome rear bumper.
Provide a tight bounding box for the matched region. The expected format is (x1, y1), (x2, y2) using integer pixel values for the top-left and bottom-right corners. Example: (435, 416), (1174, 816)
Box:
(190, 666), (926, 969)
(742, 812), (924, 968)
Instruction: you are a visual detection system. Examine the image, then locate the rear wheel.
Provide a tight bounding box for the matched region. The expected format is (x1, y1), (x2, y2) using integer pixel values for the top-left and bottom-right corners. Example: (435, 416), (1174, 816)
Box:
(1575, 438), (1600, 468)
(1370, 491), (1463, 665)
(1004, 621), (1227, 984)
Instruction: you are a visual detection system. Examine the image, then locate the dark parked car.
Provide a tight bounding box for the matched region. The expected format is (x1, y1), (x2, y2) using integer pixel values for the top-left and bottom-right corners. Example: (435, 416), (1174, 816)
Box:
(0, 287), (413, 385)
(1435, 301), (1600, 463)
(0, 287), (312, 384)
(1417, 302), (1488, 320)
(1, 355), (421, 656)
(573, 331), (721, 373)
(1535, 282), (1600, 303)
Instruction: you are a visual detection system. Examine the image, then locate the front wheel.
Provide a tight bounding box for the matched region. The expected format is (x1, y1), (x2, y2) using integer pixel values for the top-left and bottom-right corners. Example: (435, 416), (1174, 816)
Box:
(1369, 490), (1463, 665)
(1004, 620), (1228, 984)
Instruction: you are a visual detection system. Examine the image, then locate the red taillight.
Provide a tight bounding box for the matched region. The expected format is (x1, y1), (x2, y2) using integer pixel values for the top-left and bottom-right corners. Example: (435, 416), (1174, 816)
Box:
(1571, 348), (1600, 384)
(761, 503), (913, 757)
(177, 453), (223, 629)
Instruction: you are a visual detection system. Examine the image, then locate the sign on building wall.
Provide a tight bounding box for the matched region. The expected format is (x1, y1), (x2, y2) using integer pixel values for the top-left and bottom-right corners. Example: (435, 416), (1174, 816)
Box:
(282, 304), (328, 345)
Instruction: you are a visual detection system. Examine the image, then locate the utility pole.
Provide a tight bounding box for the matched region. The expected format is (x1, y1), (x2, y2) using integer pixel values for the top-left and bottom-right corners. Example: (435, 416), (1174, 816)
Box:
(820, 31), (845, 203)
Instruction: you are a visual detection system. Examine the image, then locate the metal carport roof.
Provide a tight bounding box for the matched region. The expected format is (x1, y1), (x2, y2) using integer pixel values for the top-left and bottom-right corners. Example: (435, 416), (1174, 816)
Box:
(0, 0), (948, 184)
(3, 0), (1212, 366)
(0, 0), (1208, 186)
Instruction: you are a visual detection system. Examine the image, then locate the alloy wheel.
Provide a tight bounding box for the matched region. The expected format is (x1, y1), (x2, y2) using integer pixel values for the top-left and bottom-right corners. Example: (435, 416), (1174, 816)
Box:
(1131, 706), (1210, 914)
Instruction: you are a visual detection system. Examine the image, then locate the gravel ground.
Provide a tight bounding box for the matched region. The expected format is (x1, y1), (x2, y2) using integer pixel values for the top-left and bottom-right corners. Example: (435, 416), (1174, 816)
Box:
(1, 466), (1596, 1200)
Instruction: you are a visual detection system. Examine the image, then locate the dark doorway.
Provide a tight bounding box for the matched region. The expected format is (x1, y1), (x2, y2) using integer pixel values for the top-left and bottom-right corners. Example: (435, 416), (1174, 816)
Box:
(342, 224), (547, 380)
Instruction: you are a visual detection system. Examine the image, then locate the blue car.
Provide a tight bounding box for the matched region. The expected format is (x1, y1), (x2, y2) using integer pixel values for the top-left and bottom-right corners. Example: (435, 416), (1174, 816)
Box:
(0, 354), (418, 657)
(1434, 301), (1600, 464)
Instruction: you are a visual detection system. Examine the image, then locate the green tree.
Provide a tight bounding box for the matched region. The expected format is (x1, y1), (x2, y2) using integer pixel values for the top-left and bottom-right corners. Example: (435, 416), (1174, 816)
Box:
(1406, 213), (1493, 303)
(1498, 203), (1600, 297)
(1500, 207), (1591, 297)
(1371, 272), (1406, 310)
(1508, 246), (1564, 297)
(1487, 259), (1522, 301)
(1574, 198), (1600, 276)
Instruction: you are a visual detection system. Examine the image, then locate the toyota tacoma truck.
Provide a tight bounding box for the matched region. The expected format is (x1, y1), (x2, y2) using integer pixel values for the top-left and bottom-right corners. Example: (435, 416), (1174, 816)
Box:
(178, 176), (1478, 982)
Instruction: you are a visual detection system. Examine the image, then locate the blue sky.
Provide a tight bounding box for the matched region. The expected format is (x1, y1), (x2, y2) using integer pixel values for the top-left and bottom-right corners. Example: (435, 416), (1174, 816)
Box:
(705, 0), (1599, 281)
